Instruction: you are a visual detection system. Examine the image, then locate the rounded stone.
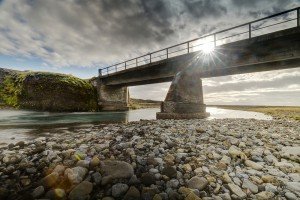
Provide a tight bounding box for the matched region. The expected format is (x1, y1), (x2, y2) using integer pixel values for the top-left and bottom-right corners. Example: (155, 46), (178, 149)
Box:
(124, 186), (140, 200)
(141, 173), (156, 186)
(112, 183), (129, 198)
(45, 189), (66, 200)
(41, 172), (59, 188)
(188, 176), (208, 190)
(32, 186), (45, 198)
(69, 181), (93, 200)
(161, 166), (177, 178)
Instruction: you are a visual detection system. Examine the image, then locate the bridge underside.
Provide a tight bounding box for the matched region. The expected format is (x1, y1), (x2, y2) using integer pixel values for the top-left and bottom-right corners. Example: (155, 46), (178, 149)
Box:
(97, 27), (300, 118)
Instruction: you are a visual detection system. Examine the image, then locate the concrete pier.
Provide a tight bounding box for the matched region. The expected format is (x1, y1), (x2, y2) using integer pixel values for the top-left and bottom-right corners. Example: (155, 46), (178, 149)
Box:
(92, 79), (129, 111)
(157, 70), (209, 119)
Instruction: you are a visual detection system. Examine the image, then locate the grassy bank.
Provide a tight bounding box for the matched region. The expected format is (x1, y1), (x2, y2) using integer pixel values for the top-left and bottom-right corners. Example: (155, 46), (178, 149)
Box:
(210, 105), (300, 121)
(0, 69), (98, 111)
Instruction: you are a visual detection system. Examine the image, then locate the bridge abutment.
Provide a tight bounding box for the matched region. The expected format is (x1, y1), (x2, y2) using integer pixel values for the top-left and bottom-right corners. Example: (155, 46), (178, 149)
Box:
(156, 70), (210, 119)
(92, 79), (129, 111)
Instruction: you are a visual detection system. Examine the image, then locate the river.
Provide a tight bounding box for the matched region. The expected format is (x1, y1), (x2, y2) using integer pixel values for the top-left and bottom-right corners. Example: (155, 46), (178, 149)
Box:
(0, 107), (271, 147)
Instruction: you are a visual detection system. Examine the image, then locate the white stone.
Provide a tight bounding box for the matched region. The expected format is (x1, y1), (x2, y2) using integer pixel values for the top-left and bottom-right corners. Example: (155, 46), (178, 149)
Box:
(245, 160), (263, 170)
(242, 179), (258, 193)
(286, 182), (300, 193)
(228, 183), (246, 198)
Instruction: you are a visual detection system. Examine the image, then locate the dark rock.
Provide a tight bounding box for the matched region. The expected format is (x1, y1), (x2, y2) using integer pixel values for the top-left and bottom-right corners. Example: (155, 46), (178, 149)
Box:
(112, 183), (129, 198)
(0, 187), (10, 199)
(141, 187), (159, 200)
(91, 172), (102, 185)
(69, 181), (93, 200)
(141, 173), (156, 186)
(16, 141), (25, 148)
(31, 186), (45, 198)
(124, 186), (141, 200)
(162, 166), (177, 178)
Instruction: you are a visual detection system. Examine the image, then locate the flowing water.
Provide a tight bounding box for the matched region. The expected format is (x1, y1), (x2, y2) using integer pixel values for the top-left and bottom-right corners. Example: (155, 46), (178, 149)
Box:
(0, 107), (271, 146)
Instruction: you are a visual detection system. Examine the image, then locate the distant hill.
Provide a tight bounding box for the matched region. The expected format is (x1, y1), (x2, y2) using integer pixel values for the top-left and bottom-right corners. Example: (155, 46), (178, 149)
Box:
(129, 98), (161, 109)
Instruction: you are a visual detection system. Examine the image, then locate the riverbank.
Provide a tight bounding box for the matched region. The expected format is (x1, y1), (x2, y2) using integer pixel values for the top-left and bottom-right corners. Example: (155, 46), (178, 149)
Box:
(209, 105), (300, 121)
(1, 118), (299, 200)
(129, 99), (161, 110)
(0, 68), (98, 112)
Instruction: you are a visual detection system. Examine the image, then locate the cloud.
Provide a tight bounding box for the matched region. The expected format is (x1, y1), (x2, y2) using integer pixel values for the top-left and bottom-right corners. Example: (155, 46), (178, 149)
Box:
(0, 0), (299, 105)
(0, 0), (297, 68)
(131, 68), (300, 105)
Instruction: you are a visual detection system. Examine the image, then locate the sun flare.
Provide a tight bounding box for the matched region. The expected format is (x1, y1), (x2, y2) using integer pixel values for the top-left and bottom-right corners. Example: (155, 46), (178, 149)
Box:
(201, 42), (215, 54)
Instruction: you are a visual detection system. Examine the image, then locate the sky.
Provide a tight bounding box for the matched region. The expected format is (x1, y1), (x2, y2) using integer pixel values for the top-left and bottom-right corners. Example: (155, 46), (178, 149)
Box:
(0, 0), (299, 105)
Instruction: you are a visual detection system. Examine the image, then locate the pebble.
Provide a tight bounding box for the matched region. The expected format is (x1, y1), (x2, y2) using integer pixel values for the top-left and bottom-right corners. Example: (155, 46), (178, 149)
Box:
(64, 166), (88, 184)
(32, 186), (45, 198)
(161, 166), (177, 178)
(124, 186), (140, 199)
(286, 182), (300, 194)
(0, 118), (298, 199)
(285, 192), (298, 200)
(69, 181), (93, 200)
(228, 183), (247, 199)
(242, 179), (258, 193)
(45, 189), (66, 200)
(101, 160), (134, 185)
(141, 173), (156, 186)
(188, 176), (208, 190)
(256, 191), (275, 200)
(245, 160), (263, 170)
(40, 172), (59, 188)
(112, 183), (129, 197)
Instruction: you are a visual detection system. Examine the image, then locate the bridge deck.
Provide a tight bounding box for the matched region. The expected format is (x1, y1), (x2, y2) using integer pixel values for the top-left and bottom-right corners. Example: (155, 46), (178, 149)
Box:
(100, 27), (300, 86)
(99, 7), (300, 86)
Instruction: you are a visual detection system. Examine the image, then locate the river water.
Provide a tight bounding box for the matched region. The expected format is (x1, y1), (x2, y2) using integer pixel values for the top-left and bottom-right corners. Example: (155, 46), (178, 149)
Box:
(0, 107), (271, 146)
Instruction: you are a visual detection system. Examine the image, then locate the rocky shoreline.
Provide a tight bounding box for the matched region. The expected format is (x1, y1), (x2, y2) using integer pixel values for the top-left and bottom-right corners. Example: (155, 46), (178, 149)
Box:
(0, 118), (299, 200)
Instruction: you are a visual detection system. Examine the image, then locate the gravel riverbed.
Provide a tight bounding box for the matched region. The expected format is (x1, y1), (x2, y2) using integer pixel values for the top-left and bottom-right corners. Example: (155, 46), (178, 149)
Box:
(0, 118), (299, 200)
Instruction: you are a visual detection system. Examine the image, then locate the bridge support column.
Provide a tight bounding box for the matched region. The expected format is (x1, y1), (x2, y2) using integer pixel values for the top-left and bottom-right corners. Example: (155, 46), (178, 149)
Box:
(156, 70), (209, 119)
(92, 79), (129, 111)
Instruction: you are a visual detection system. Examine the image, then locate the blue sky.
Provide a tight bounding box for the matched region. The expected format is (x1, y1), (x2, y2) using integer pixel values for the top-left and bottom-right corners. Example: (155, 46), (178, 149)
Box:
(0, 55), (98, 79)
(0, 0), (299, 105)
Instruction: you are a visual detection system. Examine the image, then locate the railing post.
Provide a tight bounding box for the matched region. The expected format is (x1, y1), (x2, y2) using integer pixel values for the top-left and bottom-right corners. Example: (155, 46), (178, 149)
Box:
(297, 8), (300, 27)
(136, 58), (138, 67)
(249, 23), (251, 38)
(214, 34), (216, 47)
(149, 54), (152, 63)
(187, 42), (190, 53)
(107, 68), (109, 75)
(166, 49), (168, 59)
(125, 62), (127, 70)
(115, 65), (117, 72)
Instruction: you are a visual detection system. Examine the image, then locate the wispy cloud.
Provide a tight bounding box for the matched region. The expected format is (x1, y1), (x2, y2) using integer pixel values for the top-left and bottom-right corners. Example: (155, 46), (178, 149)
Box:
(0, 0), (299, 105)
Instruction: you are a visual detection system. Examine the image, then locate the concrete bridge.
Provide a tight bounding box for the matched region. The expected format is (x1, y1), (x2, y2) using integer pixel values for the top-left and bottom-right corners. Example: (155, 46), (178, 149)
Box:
(94, 7), (300, 119)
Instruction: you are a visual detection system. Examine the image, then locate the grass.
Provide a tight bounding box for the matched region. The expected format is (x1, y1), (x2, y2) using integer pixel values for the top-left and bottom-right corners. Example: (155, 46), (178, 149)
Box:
(129, 98), (161, 110)
(210, 105), (300, 121)
(0, 70), (98, 111)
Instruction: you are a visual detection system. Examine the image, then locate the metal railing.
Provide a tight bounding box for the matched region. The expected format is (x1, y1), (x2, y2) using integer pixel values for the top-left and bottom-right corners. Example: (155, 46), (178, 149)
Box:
(99, 7), (300, 76)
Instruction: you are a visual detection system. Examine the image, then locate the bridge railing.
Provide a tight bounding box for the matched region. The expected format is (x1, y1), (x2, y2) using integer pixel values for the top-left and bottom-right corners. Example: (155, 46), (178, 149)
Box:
(99, 7), (300, 76)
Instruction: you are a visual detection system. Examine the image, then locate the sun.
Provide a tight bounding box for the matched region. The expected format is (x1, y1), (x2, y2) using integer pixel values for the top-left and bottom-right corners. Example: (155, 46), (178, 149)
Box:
(192, 38), (215, 55)
(200, 42), (215, 54)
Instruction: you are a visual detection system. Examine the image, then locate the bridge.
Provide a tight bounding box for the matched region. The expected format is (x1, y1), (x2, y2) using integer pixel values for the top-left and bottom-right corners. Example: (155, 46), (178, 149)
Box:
(93, 7), (300, 119)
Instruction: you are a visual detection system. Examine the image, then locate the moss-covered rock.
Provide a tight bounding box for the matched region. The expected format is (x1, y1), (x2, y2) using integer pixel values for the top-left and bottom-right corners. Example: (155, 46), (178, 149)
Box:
(0, 68), (98, 111)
